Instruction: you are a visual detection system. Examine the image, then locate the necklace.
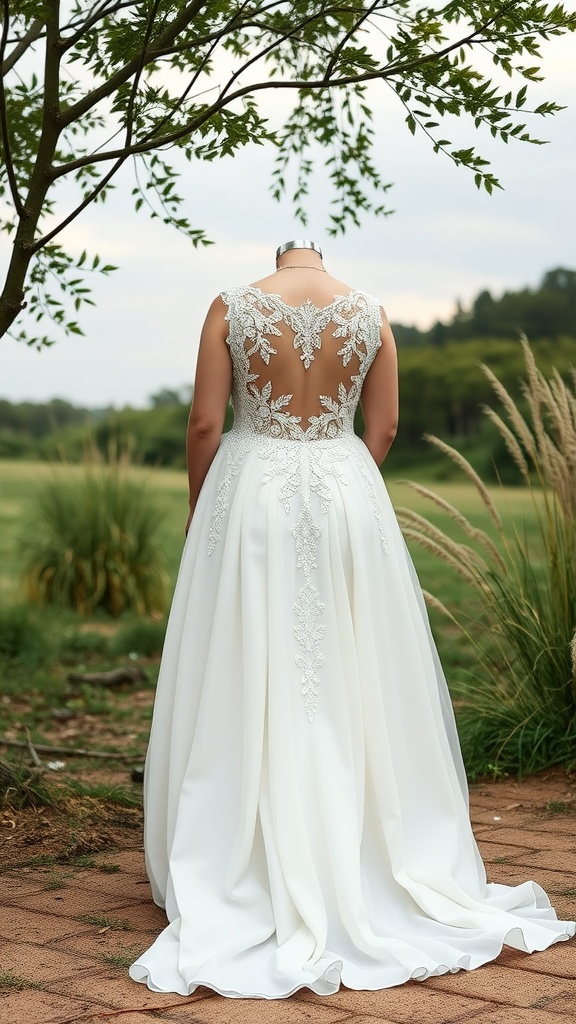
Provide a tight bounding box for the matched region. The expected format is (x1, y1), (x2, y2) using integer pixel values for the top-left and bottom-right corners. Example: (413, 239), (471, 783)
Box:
(276, 264), (327, 272)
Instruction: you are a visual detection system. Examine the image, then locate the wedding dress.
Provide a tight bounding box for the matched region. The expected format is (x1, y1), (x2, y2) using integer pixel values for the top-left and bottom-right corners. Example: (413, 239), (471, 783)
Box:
(129, 285), (574, 999)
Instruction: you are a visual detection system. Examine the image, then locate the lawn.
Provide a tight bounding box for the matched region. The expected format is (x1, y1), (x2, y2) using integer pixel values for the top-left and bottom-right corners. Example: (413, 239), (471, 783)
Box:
(0, 456), (541, 680)
(0, 457), (546, 863)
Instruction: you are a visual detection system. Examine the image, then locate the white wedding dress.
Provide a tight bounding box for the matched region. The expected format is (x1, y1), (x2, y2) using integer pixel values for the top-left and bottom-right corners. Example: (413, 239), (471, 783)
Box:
(129, 285), (574, 999)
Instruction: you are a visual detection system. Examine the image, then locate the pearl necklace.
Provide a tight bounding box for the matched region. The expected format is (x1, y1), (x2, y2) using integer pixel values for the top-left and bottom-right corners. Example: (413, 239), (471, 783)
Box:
(276, 264), (327, 272)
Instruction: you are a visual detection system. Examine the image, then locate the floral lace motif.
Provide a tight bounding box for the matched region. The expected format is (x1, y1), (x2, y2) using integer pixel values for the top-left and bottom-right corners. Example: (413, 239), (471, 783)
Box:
(208, 430), (253, 554)
(259, 440), (352, 719)
(208, 285), (387, 717)
(291, 500), (325, 721)
(220, 286), (382, 441)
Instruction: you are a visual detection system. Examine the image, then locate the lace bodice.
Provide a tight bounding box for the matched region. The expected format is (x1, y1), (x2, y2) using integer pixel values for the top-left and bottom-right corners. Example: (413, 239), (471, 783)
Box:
(220, 286), (382, 440)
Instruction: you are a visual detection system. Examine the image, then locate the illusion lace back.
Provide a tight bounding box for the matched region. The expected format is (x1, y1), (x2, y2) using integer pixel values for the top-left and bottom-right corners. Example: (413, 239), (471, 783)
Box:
(130, 284), (575, 999)
(224, 286), (381, 439)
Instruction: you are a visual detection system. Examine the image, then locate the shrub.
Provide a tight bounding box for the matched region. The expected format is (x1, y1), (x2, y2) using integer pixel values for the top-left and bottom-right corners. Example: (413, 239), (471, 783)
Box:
(112, 617), (166, 658)
(398, 339), (576, 777)
(60, 628), (110, 658)
(20, 450), (169, 617)
(0, 604), (52, 668)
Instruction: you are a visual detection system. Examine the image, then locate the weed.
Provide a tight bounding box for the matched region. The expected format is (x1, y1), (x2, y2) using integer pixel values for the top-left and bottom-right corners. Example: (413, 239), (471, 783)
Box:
(0, 756), (56, 809)
(98, 863), (121, 873)
(46, 872), (68, 890)
(66, 685), (113, 716)
(65, 780), (142, 808)
(76, 914), (133, 930)
(531, 997), (552, 1010)
(102, 947), (143, 969)
(545, 800), (573, 816)
(66, 853), (98, 868)
(0, 971), (44, 991)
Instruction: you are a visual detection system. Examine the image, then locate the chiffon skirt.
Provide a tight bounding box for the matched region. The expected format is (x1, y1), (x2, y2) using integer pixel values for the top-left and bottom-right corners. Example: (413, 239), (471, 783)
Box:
(129, 430), (575, 998)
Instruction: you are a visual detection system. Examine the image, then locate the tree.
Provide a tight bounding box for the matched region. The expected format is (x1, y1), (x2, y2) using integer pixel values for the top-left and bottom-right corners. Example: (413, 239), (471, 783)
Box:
(1, 1), (574, 347)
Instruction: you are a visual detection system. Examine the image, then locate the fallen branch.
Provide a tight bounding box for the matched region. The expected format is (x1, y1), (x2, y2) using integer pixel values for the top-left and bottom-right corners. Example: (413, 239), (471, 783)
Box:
(67, 666), (147, 687)
(24, 724), (45, 770)
(0, 738), (142, 761)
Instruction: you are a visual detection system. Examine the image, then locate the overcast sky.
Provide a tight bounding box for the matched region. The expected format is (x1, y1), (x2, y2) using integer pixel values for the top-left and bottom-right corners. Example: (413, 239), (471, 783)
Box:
(1, 29), (575, 409)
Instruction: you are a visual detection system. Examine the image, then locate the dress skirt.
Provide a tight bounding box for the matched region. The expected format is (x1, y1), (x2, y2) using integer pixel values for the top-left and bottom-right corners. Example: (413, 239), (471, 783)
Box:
(129, 429), (575, 998)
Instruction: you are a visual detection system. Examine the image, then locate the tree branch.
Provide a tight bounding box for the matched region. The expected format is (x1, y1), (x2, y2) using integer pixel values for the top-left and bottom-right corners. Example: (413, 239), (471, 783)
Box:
(0, 1), (24, 215)
(323, 0), (380, 82)
(1, 16), (43, 76)
(33, 152), (127, 252)
(50, 3), (526, 187)
(61, 0), (141, 51)
(123, 0), (162, 152)
(60, 0), (208, 128)
(0, 737), (141, 760)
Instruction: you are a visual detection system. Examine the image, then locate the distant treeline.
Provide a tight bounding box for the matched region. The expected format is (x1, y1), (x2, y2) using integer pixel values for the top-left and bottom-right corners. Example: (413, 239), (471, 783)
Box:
(391, 267), (576, 346)
(2, 270), (569, 481)
(2, 335), (574, 483)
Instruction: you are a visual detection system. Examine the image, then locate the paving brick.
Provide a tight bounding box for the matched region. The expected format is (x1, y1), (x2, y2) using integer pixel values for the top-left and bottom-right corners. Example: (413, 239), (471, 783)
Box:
(91, 896), (167, 933)
(529, 819), (576, 835)
(175, 995), (354, 1024)
(486, 867), (569, 896)
(508, 850), (576, 872)
(71, 868), (150, 899)
(0, 988), (95, 1024)
(297, 983), (487, 1023)
(476, 843), (538, 863)
(473, 828), (553, 849)
(339, 1018), (417, 1024)
(51, 928), (157, 960)
(542, 993), (576, 1014)
(463, 1006), (575, 1024)
(15, 881), (139, 918)
(529, 834), (576, 852)
(424, 963), (572, 1006)
(93, 849), (146, 874)
(0, 872), (55, 903)
(0, 941), (99, 982)
(83, 1015), (198, 1024)
(470, 810), (532, 828)
(495, 941), (576, 978)
(45, 969), (205, 1011)
(0, 905), (93, 943)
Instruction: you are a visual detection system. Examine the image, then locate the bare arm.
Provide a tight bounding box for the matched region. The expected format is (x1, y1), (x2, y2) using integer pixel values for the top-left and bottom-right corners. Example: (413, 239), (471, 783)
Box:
(360, 309), (399, 467)
(185, 296), (232, 533)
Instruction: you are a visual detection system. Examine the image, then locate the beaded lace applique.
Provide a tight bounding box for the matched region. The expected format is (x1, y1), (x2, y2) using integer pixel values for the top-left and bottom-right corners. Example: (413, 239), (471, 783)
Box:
(221, 286), (381, 441)
(208, 285), (386, 718)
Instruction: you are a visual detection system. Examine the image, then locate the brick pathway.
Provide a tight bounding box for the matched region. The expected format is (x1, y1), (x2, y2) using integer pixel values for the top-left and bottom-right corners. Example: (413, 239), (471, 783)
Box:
(1, 772), (575, 1024)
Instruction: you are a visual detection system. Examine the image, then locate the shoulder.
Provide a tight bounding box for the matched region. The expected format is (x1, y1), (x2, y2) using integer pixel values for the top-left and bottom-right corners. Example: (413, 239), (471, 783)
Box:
(348, 288), (386, 327)
(219, 284), (254, 308)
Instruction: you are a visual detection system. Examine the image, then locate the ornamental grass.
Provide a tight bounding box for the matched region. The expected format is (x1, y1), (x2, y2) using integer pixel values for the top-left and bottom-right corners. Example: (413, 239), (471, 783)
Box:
(20, 447), (168, 617)
(398, 338), (576, 777)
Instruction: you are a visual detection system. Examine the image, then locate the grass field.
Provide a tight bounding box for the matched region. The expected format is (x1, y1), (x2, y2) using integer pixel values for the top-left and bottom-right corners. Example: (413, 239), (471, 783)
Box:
(0, 457), (543, 813)
(0, 456), (540, 680)
(0, 457), (538, 591)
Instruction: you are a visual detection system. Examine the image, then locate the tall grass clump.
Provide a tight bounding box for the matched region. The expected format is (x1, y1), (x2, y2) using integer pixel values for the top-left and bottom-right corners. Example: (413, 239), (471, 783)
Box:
(397, 338), (576, 777)
(20, 448), (169, 617)
(0, 603), (52, 668)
